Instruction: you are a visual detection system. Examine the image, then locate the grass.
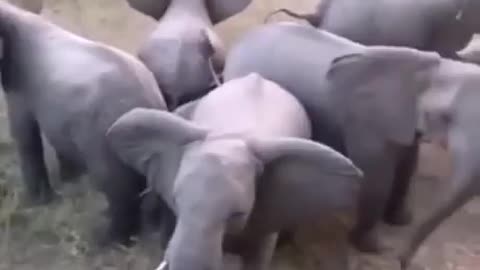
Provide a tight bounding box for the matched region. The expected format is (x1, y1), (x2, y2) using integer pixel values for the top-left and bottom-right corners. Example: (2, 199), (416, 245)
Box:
(0, 140), (160, 270)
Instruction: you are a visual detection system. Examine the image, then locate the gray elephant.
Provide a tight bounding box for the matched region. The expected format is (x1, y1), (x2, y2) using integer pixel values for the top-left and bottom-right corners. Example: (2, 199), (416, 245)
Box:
(223, 22), (443, 253)
(396, 58), (480, 269)
(266, 0), (480, 60)
(126, 0), (252, 110)
(0, 2), (167, 245)
(106, 73), (362, 270)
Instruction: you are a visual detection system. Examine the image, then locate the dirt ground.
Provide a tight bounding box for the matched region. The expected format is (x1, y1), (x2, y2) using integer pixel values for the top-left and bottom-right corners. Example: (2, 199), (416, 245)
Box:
(0, 1), (479, 270)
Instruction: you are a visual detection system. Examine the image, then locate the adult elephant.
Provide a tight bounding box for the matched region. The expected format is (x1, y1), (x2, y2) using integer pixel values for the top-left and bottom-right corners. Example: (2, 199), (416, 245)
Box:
(267, 0), (480, 60)
(106, 73), (362, 270)
(0, 1), (167, 246)
(222, 22), (443, 254)
(126, 0), (252, 110)
(223, 22), (480, 268)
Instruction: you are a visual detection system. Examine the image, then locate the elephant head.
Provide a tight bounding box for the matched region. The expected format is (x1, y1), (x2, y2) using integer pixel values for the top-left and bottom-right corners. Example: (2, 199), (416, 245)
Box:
(138, 28), (222, 110)
(126, 0), (252, 24)
(106, 108), (362, 270)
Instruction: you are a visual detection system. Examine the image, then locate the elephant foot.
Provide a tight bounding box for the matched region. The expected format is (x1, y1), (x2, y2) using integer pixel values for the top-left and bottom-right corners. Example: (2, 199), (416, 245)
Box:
(384, 207), (413, 226)
(349, 231), (386, 254)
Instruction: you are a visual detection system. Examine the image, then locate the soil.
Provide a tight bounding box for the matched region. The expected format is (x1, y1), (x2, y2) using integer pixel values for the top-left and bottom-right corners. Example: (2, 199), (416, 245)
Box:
(0, 0), (479, 270)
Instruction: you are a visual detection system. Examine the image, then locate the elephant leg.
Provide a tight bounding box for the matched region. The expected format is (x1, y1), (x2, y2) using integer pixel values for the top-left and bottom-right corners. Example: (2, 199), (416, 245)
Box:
(92, 160), (145, 246)
(57, 151), (84, 183)
(7, 105), (56, 206)
(239, 233), (278, 270)
(384, 138), (420, 226)
(140, 192), (176, 249)
(102, 181), (143, 246)
(398, 180), (476, 269)
(349, 150), (397, 253)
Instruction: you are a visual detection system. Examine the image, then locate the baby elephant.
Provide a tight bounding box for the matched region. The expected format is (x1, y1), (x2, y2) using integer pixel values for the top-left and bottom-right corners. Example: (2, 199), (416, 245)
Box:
(0, 2), (167, 244)
(128, 0), (252, 110)
(106, 73), (362, 270)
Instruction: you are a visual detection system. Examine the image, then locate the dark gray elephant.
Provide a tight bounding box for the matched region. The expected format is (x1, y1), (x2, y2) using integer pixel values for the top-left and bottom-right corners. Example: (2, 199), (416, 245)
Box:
(396, 58), (480, 269)
(127, 0), (252, 110)
(223, 22), (443, 253)
(266, 0), (480, 60)
(0, 2), (167, 245)
(106, 73), (362, 270)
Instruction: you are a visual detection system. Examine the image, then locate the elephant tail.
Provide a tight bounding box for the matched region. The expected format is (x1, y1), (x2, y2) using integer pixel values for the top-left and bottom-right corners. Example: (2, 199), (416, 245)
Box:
(263, 0), (334, 27)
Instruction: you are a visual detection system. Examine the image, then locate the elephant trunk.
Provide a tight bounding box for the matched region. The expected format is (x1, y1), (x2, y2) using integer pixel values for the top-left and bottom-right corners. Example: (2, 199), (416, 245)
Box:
(164, 213), (225, 270)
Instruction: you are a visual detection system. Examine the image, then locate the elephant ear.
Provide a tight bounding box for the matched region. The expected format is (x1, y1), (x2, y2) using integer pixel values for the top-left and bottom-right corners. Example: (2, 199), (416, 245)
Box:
(207, 0), (252, 24)
(106, 108), (208, 174)
(326, 48), (440, 145)
(247, 137), (363, 233)
(125, 0), (169, 20)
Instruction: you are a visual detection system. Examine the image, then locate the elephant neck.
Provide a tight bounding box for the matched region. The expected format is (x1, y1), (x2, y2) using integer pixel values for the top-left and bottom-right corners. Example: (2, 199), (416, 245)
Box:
(164, 0), (211, 26)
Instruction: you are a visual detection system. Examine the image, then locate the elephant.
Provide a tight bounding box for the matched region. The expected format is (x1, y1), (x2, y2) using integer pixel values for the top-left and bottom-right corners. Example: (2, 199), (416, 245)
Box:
(106, 73), (363, 270)
(266, 0), (480, 60)
(0, 2), (167, 245)
(396, 58), (480, 269)
(126, 0), (252, 110)
(222, 22), (443, 253)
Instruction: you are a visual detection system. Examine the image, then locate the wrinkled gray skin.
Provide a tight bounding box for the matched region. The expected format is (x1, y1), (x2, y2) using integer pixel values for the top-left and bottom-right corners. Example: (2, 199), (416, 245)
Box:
(0, 2), (167, 245)
(127, 0), (252, 110)
(267, 0), (480, 60)
(223, 22), (443, 254)
(106, 73), (362, 270)
(397, 59), (480, 269)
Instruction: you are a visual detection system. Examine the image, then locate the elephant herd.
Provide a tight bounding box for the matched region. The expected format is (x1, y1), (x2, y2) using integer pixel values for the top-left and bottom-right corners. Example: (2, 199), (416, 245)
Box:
(1, 0), (480, 270)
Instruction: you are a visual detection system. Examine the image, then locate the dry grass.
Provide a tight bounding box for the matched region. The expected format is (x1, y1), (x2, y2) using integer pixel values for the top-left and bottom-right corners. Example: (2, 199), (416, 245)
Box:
(0, 142), (159, 270)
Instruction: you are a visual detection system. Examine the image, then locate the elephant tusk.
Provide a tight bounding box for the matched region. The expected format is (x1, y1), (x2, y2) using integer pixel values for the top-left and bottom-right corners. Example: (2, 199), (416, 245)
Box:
(138, 186), (152, 197)
(208, 57), (222, 87)
(155, 260), (168, 270)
